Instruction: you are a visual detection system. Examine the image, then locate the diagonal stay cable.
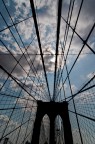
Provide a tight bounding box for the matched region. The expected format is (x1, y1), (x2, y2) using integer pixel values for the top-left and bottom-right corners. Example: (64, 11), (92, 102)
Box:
(0, 114), (36, 142)
(62, 83), (95, 102)
(0, 39), (49, 100)
(0, 63), (38, 141)
(0, 39), (46, 98)
(57, 14), (95, 99)
(62, 0), (73, 47)
(53, 0), (75, 96)
(0, 11), (38, 86)
(1, 0), (49, 89)
(54, 43), (64, 102)
(53, 0), (63, 101)
(0, 60), (39, 141)
(63, 53), (83, 144)
(29, 0), (51, 100)
(59, 74), (95, 102)
(0, 15), (32, 33)
(54, 41), (71, 101)
(55, 0), (90, 98)
(1, 0), (47, 97)
(61, 16), (95, 55)
(67, 74), (95, 102)
(55, 0), (75, 90)
(0, 65), (37, 101)
(20, 101), (36, 144)
(12, 76), (49, 101)
(1, 2), (45, 93)
(12, 68), (47, 101)
(0, 0), (44, 34)
(56, 22), (95, 99)
(0, 92), (35, 102)
(56, 0), (84, 92)
(0, 17), (48, 100)
(14, 83), (35, 144)
(69, 110), (95, 122)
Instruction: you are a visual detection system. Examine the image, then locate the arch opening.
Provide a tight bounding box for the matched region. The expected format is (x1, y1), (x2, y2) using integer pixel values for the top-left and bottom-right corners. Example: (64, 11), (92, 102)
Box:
(39, 114), (50, 144)
(55, 115), (65, 144)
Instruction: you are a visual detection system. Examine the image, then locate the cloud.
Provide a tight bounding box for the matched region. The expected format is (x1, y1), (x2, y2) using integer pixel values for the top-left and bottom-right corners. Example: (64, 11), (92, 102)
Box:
(60, 0), (95, 62)
(23, 81), (46, 91)
(0, 44), (64, 80)
(74, 91), (95, 104)
(71, 84), (77, 93)
(35, 0), (57, 20)
(0, 0), (75, 77)
(17, 95), (37, 112)
(18, 79), (47, 98)
(0, 0), (95, 105)
(0, 81), (3, 89)
(0, 29), (13, 42)
(0, 114), (19, 136)
(75, 0), (95, 37)
(12, 0), (31, 22)
(0, 52), (30, 78)
(87, 72), (95, 79)
(63, 0), (95, 39)
(16, 18), (35, 41)
(0, 114), (10, 123)
(2, 0), (95, 64)
(0, 113), (35, 143)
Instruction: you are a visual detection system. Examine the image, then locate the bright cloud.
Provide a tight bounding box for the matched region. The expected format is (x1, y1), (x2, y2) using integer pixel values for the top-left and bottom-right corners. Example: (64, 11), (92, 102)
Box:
(87, 72), (95, 79)
(17, 95), (37, 112)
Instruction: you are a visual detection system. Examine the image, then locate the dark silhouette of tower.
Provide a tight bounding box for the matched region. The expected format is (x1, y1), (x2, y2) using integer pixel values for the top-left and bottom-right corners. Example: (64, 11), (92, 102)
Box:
(31, 101), (73, 144)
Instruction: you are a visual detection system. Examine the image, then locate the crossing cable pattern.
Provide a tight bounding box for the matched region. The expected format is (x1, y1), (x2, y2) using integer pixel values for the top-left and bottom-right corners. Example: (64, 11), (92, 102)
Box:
(53, 0), (63, 100)
(0, 0), (51, 143)
(29, 0), (51, 101)
(0, 0), (95, 143)
(0, 0), (49, 100)
(54, 0), (95, 143)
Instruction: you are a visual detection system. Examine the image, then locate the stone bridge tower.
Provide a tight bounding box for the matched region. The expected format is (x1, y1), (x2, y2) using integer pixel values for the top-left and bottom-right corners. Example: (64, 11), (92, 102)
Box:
(31, 101), (73, 144)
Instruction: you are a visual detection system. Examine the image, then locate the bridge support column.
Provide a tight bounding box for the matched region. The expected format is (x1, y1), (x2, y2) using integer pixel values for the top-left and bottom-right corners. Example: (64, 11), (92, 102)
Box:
(50, 117), (55, 144)
(31, 101), (73, 144)
(61, 102), (73, 144)
(31, 103), (43, 144)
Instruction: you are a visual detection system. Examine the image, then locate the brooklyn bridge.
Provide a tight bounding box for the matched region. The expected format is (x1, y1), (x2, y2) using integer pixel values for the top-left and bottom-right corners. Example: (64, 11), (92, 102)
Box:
(0, 0), (95, 143)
